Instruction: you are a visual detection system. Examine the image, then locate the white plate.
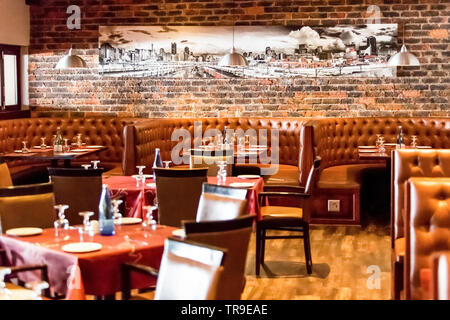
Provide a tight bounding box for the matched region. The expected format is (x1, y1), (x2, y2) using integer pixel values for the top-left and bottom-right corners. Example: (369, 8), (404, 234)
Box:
(146, 183), (156, 188)
(359, 149), (377, 153)
(358, 146), (376, 149)
(115, 217), (142, 225)
(172, 229), (186, 238)
(86, 145), (104, 149)
(33, 146), (51, 149)
(14, 150), (23, 153)
(6, 227), (43, 237)
(229, 182), (255, 188)
(384, 143), (397, 146)
(416, 146), (432, 149)
(71, 149), (90, 152)
(62, 242), (102, 253)
(237, 175), (260, 179)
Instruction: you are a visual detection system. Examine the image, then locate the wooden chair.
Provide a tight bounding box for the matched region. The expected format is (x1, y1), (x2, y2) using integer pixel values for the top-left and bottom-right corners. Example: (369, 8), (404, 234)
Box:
(0, 157), (13, 188)
(255, 158), (321, 276)
(196, 184), (248, 221)
(47, 167), (103, 224)
(154, 168), (207, 228)
(121, 237), (226, 300)
(0, 182), (55, 231)
(183, 215), (253, 299)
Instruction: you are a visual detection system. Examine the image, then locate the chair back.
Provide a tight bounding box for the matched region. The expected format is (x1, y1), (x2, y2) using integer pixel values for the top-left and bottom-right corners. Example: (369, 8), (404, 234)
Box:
(196, 184), (248, 221)
(304, 157), (321, 196)
(154, 237), (226, 300)
(190, 150), (233, 177)
(47, 167), (103, 224)
(405, 177), (450, 300)
(432, 252), (450, 300)
(0, 158), (13, 188)
(154, 168), (208, 227)
(183, 215), (253, 299)
(0, 183), (55, 231)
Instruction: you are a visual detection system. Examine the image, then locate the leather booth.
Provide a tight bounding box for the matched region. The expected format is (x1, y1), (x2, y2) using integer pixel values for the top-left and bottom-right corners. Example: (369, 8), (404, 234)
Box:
(0, 117), (135, 182)
(405, 177), (450, 300)
(122, 118), (308, 185)
(300, 118), (450, 225)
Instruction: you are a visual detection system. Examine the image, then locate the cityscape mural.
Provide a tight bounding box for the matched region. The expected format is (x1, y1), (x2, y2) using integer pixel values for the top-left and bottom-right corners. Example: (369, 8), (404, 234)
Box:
(98, 24), (398, 78)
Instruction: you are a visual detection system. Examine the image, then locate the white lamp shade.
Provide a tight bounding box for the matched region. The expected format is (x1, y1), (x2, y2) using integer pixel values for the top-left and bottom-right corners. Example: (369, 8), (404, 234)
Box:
(55, 49), (88, 69)
(388, 44), (420, 66)
(218, 48), (248, 67)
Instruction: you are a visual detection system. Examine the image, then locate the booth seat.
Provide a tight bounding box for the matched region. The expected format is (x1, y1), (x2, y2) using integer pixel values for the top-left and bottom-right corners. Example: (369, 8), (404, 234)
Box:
(300, 117), (450, 225)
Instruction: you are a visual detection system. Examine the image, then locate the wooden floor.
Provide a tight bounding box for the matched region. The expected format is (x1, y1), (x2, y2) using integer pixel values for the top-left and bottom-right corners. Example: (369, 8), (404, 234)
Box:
(242, 222), (391, 300)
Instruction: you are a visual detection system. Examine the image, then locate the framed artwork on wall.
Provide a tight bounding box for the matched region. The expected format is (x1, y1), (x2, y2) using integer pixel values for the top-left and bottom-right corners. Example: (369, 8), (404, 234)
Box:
(98, 24), (397, 79)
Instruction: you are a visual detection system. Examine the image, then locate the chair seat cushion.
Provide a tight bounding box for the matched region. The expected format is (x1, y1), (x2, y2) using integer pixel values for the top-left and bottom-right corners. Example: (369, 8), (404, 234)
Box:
(318, 163), (386, 189)
(261, 206), (303, 218)
(394, 237), (405, 257)
(235, 164), (299, 186)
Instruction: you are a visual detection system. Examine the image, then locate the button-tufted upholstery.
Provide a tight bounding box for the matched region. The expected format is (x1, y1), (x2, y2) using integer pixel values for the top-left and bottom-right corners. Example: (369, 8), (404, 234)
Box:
(0, 117), (136, 177)
(405, 177), (450, 300)
(123, 118), (308, 181)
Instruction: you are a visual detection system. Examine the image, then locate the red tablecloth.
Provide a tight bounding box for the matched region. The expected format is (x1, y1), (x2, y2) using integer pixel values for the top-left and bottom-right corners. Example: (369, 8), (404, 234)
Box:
(103, 176), (264, 220)
(0, 224), (176, 299)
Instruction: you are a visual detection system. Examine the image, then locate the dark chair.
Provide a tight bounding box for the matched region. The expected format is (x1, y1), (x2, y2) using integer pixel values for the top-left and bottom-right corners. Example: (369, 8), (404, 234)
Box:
(255, 158), (321, 276)
(121, 237), (226, 300)
(154, 168), (207, 228)
(0, 157), (13, 188)
(196, 184), (249, 221)
(183, 215), (253, 299)
(0, 182), (55, 231)
(47, 167), (103, 224)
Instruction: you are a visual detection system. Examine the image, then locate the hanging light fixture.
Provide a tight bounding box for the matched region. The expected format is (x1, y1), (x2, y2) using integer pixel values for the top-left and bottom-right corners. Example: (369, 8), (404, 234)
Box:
(388, 24), (420, 66)
(55, 48), (88, 69)
(218, 0), (248, 67)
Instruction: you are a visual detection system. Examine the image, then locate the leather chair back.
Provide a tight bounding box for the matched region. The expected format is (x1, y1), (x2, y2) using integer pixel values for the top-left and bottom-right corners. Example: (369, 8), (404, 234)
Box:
(0, 183), (55, 231)
(48, 167), (103, 224)
(154, 237), (226, 300)
(0, 158), (13, 188)
(183, 215), (253, 300)
(405, 177), (450, 300)
(196, 184), (248, 221)
(154, 168), (208, 228)
(432, 252), (450, 300)
(392, 149), (450, 244)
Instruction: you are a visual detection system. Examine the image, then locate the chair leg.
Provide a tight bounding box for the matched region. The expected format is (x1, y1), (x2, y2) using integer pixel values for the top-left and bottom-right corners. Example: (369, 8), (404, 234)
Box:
(255, 223), (261, 276)
(261, 229), (266, 264)
(303, 222), (313, 274)
(393, 260), (403, 300)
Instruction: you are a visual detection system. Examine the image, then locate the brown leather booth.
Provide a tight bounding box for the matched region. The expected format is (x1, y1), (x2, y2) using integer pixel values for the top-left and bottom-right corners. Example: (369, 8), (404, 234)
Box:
(0, 117), (135, 181)
(432, 251), (450, 300)
(405, 177), (450, 300)
(301, 118), (450, 225)
(391, 149), (450, 299)
(123, 118), (308, 185)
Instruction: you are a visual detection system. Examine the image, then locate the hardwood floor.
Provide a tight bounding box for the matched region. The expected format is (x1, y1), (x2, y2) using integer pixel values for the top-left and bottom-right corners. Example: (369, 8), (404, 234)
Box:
(242, 222), (391, 300)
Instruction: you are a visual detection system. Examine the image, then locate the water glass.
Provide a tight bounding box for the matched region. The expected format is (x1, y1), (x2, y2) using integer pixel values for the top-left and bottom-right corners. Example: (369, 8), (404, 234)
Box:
(216, 160), (227, 185)
(54, 204), (69, 238)
(163, 161), (172, 168)
(81, 164), (91, 170)
(91, 161), (100, 170)
(63, 139), (70, 153)
(21, 141), (29, 153)
(76, 134), (83, 148)
(78, 211), (94, 237)
(377, 136), (386, 154)
(112, 199), (123, 225)
(40, 137), (47, 150)
(411, 135), (418, 148)
(237, 136), (245, 152)
(136, 165), (146, 176)
(142, 205), (157, 231)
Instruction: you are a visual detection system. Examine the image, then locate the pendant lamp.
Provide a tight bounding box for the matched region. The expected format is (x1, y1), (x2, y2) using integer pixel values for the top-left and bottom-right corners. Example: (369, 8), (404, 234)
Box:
(388, 24), (420, 66)
(55, 48), (88, 69)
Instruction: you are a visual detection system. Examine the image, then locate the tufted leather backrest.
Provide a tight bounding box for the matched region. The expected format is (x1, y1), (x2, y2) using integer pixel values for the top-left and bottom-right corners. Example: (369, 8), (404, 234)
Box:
(405, 177), (450, 300)
(432, 251), (450, 300)
(0, 118), (135, 168)
(123, 117), (308, 176)
(392, 150), (450, 244)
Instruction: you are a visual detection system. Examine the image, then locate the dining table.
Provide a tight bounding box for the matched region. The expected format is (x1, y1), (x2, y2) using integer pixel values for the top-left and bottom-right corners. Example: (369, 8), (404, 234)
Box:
(103, 175), (265, 220)
(0, 224), (176, 300)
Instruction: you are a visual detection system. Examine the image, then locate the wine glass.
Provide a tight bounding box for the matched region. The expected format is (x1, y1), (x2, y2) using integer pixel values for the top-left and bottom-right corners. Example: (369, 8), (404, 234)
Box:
(136, 165), (146, 176)
(142, 205), (157, 231)
(63, 139), (70, 153)
(21, 141), (29, 153)
(112, 199), (123, 224)
(78, 211), (94, 236)
(0, 268), (11, 300)
(216, 160), (227, 185)
(81, 164), (91, 170)
(76, 134), (83, 148)
(163, 161), (172, 168)
(40, 137), (47, 150)
(411, 135), (418, 148)
(91, 160), (100, 170)
(237, 136), (245, 152)
(377, 136), (386, 154)
(54, 204), (69, 238)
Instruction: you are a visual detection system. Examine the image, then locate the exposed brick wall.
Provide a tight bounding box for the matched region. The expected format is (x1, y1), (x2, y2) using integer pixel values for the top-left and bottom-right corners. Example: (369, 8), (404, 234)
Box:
(28, 0), (449, 118)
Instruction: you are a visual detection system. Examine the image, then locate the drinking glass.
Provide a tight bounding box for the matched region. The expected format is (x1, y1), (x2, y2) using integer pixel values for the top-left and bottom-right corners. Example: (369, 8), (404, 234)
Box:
(0, 268), (11, 300)
(411, 135), (418, 148)
(142, 205), (157, 231)
(136, 165), (146, 176)
(112, 199), (123, 223)
(237, 136), (245, 152)
(54, 204), (69, 238)
(78, 211), (94, 236)
(21, 141), (29, 153)
(216, 160), (227, 185)
(81, 164), (91, 170)
(25, 281), (49, 300)
(63, 139), (70, 153)
(91, 160), (100, 170)
(163, 161), (172, 168)
(76, 134), (83, 148)
(40, 137), (47, 150)
(377, 136), (386, 154)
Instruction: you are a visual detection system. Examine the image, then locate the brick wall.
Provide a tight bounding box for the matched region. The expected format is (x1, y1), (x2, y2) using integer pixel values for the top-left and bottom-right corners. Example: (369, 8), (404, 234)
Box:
(28, 0), (449, 118)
